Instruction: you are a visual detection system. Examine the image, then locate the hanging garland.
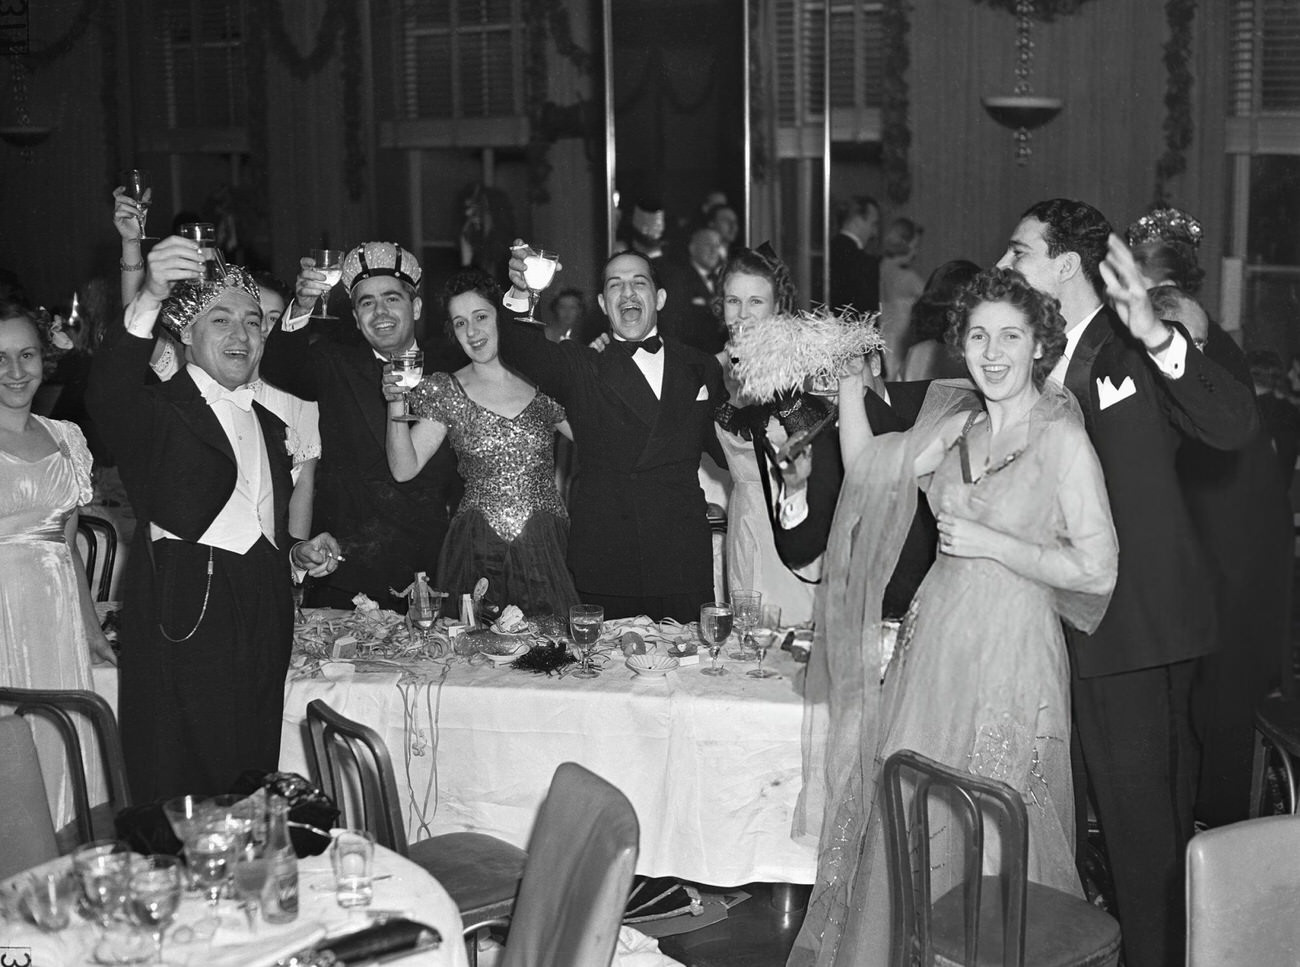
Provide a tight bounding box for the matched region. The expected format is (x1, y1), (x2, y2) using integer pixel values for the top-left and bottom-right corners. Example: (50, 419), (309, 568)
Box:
(11, 0), (100, 69)
(881, 0), (910, 205)
(970, 0), (1100, 20)
(98, 0), (120, 188)
(261, 0), (346, 80)
(523, 0), (597, 205)
(244, 2), (270, 228)
(339, 1), (364, 202)
(1153, 0), (1196, 206)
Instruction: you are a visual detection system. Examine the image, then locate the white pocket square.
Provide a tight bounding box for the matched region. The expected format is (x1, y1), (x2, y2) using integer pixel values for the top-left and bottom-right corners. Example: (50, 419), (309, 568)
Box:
(1097, 375), (1137, 410)
(695, 385), (710, 401)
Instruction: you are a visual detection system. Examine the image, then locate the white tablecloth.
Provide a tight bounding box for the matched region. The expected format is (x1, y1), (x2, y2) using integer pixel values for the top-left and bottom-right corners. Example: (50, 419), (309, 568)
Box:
(0, 842), (468, 966)
(92, 644), (816, 887)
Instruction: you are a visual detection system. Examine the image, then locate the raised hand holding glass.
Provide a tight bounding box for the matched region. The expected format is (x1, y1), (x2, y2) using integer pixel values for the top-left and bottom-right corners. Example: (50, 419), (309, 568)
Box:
(390, 349), (424, 423)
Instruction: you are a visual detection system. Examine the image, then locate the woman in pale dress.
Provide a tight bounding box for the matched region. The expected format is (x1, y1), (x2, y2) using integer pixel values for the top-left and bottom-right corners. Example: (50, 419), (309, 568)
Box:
(790, 268), (1118, 966)
(712, 247), (817, 625)
(0, 301), (115, 832)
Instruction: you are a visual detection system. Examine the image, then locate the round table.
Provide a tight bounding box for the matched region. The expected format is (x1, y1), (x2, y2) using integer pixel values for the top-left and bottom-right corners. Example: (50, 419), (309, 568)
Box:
(0, 842), (468, 966)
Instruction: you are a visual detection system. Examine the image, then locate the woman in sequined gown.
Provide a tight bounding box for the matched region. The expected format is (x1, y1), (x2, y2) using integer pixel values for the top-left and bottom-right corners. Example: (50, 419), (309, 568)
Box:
(386, 269), (578, 616)
(0, 304), (115, 832)
(789, 270), (1118, 966)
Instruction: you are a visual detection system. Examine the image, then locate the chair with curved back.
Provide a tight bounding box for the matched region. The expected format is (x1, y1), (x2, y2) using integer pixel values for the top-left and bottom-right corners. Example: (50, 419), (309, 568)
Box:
(1186, 813), (1300, 965)
(881, 749), (1121, 967)
(499, 761), (639, 967)
(0, 716), (60, 880)
(0, 687), (132, 849)
(75, 513), (118, 602)
(303, 699), (528, 963)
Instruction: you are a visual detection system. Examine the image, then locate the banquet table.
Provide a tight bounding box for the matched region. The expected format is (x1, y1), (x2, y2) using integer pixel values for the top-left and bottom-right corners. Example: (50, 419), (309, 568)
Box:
(91, 610), (817, 887)
(0, 841), (468, 967)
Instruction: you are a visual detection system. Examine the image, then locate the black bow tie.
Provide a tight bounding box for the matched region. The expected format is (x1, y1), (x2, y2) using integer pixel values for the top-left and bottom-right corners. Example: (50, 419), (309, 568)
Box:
(617, 335), (662, 355)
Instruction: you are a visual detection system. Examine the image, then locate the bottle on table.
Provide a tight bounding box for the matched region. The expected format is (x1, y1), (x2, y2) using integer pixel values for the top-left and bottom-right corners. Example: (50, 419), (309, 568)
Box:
(262, 794), (299, 924)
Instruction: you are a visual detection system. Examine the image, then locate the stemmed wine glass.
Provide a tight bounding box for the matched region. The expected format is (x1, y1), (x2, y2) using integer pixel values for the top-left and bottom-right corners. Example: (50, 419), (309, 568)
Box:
(188, 823), (239, 925)
(309, 248), (345, 320)
(123, 169), (156, 241)
(700, 602), (733, 677)
(729, 589), (761, 660)
(569, 604), (604, 679)
(521, 249), (559, 324)
(128, 855), (183, 962)
(390, 348), (424, 423)
(73, 840), (133, 929)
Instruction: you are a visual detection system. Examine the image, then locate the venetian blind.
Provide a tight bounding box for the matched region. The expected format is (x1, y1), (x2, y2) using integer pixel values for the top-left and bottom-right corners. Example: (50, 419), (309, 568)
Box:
(135, 0), (247, 131)
(1230, 0), (1300, 115)
(397, 0), (522, 120)
(774, 0), (883, 128)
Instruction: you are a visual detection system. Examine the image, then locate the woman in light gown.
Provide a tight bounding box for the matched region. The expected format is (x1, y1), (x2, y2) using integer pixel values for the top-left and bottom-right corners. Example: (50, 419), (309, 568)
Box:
(713, 247), (817, 625)
(386, 269), (579, 616)
(789, 268), (1119, 966)
(0, 302), (116, 831)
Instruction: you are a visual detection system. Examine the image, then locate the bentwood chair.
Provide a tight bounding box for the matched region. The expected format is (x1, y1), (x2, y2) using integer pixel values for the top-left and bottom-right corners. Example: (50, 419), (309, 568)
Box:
(75, 513), (118, 602)
(0, 687), (131, 849)
(499, 761), (639, 967)
(881, 750), (1121, 967)
(1186, 814), (1300, 965)
(304, 699), (528, 963)
(0, 716), (60, 880)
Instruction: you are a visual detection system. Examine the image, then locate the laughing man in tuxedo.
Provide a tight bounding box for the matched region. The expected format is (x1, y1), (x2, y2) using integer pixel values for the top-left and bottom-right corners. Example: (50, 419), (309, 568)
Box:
(88, 237), (340, 801)
(995, 198), (1258, 967)
(498, 247), (726, 622)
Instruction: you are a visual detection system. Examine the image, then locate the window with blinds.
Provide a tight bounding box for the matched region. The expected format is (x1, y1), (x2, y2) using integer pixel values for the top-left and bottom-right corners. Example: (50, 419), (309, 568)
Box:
(774, 0), (882, 130)
(398, 0), (523, 121)
(1229, 0), (1300, 115)
(134, 0), (247, 132)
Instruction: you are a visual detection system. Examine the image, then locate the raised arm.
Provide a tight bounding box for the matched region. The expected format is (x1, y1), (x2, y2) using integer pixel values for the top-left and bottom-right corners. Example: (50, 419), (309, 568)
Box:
(259, 258), (329, 400)
(383, 369), (449, 481)
(837, 356), (874, 468)
(112, 186), (149, 306)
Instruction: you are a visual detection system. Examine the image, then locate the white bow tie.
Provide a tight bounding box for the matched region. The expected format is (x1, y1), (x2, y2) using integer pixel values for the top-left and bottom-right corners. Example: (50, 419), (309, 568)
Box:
(201, 383), (255, 412)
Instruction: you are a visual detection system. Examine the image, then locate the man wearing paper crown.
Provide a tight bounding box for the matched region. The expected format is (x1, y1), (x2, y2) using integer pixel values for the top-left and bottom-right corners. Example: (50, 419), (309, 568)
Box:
(260, 240), (461, 610)
(87, 235), (341, 802)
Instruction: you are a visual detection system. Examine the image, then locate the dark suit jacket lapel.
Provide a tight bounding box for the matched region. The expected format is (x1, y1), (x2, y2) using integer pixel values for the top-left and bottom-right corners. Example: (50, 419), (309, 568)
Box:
(1065, 311), (1112, 427)
(254, 404), (293, 548)
(598, 346), (660, 428)
(346, 347), (389, 453)
(640, 341), (700, 467)
(159, 369), (236, 464)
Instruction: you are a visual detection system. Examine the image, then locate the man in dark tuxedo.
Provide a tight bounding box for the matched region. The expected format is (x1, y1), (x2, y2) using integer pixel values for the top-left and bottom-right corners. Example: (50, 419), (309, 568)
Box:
(87, 238), (340, 801)
(995, 199), (1258, 967)
(829, 195), (881, 315)
(261, 242), (461, 609)
(656, 226), (726, 355)
(498, 248), (726, 622)
(1149, 286), (1294, 827)
(765, 363), (937, 619)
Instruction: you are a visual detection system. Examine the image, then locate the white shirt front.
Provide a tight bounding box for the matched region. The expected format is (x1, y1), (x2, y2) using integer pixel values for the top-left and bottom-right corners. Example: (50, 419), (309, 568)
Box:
(1049, 303), (1189, 387)
(611, 329), (665, 399)
(150, 364), (277, 553)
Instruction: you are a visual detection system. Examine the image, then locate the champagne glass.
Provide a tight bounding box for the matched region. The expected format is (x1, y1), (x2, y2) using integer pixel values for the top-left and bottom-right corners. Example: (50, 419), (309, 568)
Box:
(128, 856), (182, 961)
(729, 589), (761, 660)
(569, 604), (604, 679)
(309, 248), (345, 320)
(230, 846), (271, 932)
(123, 169), (156, 241)
(390, 348), (424, 423)
(521, 249), (559, 324)
(747, 627), (780, 679)
(699, 603), (733, 677)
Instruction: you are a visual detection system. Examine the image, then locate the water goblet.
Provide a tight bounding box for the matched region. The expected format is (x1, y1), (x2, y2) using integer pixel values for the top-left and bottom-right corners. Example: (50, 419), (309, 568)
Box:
(309, 248), (345, 319)
(747, 626), (780, 679)
(699, 602), (733, 677)
(122, 169), (156, 241)
(569, 604), (604, 679)
(729, 589), (761, 660)
(521, 249), (559, 324)
(128, 855), (183, 962)
(73, 840), (132, 927)
(390, 348), (425, 423)
(188, 825), (238, 923)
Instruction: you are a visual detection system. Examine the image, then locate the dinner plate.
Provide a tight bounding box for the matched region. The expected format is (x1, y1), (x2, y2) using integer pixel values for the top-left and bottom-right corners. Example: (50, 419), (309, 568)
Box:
(484, 643), (528, 666)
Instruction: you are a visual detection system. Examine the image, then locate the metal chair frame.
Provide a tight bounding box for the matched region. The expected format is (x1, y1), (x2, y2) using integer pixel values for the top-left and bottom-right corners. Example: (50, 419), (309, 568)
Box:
(882, 749), (1030, 967)
(0, 687), (132, 847)
(76, 513), (118, 602)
